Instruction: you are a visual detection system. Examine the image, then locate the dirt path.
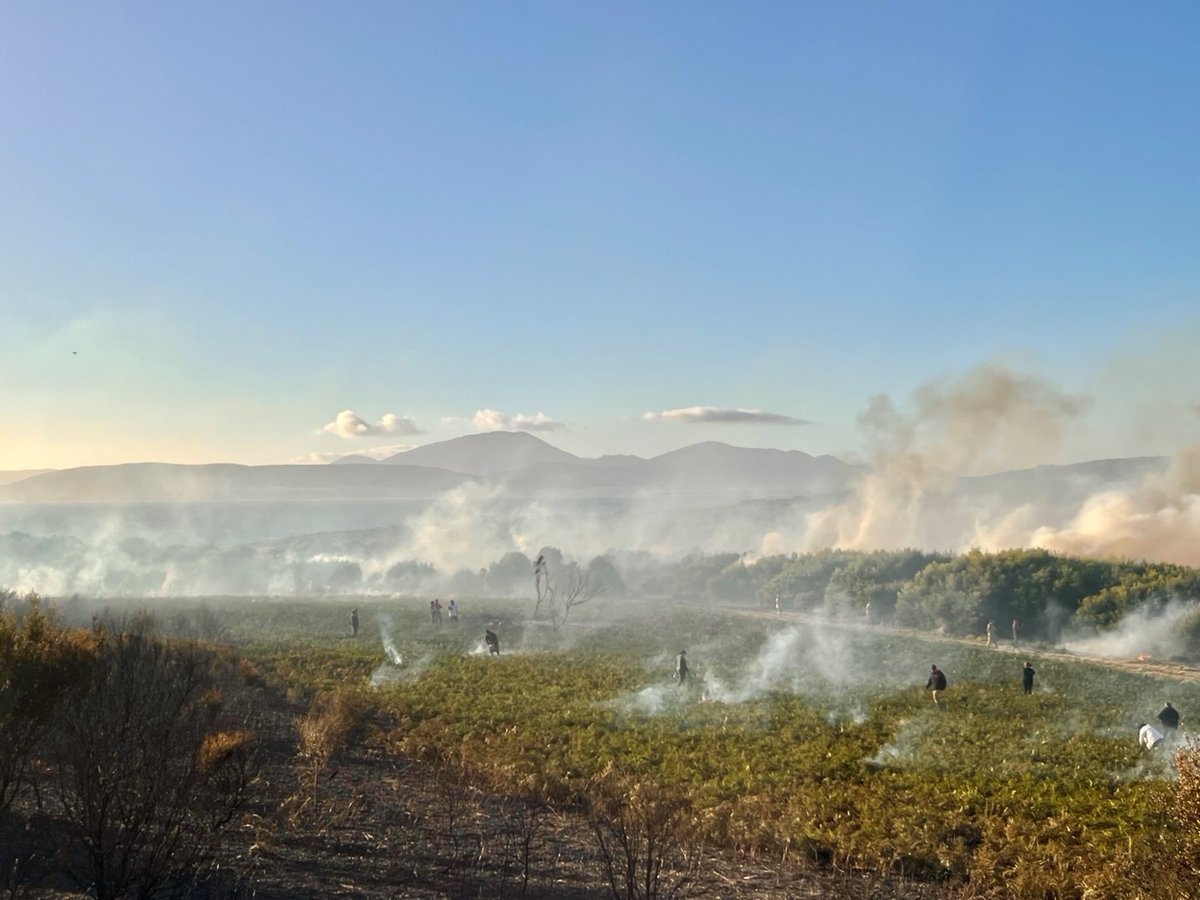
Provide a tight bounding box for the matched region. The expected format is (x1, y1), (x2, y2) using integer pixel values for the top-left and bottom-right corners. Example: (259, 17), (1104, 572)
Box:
(708, 603), (1200, 684)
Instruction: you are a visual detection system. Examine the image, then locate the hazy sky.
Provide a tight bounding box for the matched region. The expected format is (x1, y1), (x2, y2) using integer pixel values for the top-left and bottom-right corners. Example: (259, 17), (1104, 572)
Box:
(2, 2), (1198, 470)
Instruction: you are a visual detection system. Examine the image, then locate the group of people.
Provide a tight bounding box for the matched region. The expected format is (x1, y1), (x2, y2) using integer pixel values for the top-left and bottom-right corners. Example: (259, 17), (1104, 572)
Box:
(1139, 703), (1182, 750)
(985, 619), (1023, 649)
(349, 600), (463, 637)
(429, 598), (459, 625)
(924, 661), (1038, 707)
(926, 661), (1185, 751)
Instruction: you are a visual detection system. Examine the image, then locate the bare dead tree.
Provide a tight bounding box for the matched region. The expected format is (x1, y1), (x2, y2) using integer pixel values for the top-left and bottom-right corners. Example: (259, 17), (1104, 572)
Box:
(533, 554), (555, 622)
(587, 766), (697, 900)
(559, 566), (604, 626)
(534, 554), (603, 626)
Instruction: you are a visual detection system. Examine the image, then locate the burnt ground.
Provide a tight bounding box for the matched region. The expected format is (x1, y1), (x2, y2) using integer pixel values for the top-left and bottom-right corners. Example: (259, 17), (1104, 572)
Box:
(200, 684), (957, 900)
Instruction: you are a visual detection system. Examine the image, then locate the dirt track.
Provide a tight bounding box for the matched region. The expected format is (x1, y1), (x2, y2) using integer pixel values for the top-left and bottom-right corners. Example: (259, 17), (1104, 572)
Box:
(712, 603), (1200, 684)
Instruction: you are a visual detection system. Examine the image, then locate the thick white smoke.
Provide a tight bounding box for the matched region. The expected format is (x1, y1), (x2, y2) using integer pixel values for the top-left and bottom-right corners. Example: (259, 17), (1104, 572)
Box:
(799, 365), (1088, 552)
(1031, 444), (1200, 566)
(1060, 598), (1197, 661)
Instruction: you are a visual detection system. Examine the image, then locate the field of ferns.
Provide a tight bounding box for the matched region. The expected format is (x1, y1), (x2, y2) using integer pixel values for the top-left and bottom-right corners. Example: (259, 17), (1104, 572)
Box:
(227, 595), (1200, 897)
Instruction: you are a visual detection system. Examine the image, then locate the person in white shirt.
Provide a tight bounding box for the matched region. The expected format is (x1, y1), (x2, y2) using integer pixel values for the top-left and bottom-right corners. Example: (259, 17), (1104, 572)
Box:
(1139, 723), (1164, 750)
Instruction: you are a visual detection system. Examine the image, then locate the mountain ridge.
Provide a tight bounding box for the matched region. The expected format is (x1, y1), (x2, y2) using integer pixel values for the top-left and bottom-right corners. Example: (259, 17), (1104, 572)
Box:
(0, 432), (1169, 504)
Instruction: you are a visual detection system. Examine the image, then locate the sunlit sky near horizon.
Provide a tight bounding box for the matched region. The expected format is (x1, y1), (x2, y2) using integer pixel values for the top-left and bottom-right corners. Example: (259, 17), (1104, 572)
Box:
(2, 2), (1198, 471)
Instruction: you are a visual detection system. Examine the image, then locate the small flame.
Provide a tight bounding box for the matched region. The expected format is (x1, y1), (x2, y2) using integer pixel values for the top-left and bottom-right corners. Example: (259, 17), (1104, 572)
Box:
(1136, 653), (1152, 662)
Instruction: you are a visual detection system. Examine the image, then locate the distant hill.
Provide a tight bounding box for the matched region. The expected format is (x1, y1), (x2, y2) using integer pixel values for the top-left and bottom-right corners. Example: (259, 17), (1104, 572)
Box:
(0, 462), (471, 503)
(0, 469), (55, 487)
(382, 431), (580, 476)
(500, 441), (860, 495)
(644, 442), (858, 492)
(329, 454), (380, 465)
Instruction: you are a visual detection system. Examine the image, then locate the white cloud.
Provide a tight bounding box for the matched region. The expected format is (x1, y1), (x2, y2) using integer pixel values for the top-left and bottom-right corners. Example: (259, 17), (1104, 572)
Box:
(319, 409), (420, 438)
(641, 406), (810, 425)
(472, 409), (565, 432)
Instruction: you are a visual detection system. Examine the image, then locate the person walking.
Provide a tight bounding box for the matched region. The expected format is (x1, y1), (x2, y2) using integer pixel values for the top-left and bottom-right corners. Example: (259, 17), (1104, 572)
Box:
(485, 629), (500, 656)
(925, 664), (947, 707)
(1022, 661), (1035, 695)
(675, 650), (689, 685)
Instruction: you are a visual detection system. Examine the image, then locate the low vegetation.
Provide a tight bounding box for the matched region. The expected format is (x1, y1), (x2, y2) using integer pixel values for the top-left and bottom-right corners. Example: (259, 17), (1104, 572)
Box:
(7, 566), (1200, 897)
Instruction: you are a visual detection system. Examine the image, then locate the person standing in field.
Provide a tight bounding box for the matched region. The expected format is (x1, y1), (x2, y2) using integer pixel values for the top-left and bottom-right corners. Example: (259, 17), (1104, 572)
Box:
(1012, 618), (1020, 648)
(350, 607), (359, 637)
(1022, 661), (1035, 695)
(925, 664), (947, 707)
(986, 621), (996, 648)
(448, 599), (458, 625)
(675, 650), (689, 685)
(485, 629), (500, 656)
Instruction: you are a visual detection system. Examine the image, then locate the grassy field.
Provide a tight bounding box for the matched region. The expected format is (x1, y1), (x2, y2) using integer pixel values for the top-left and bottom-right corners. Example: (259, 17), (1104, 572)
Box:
(151, 593), (1200, 897)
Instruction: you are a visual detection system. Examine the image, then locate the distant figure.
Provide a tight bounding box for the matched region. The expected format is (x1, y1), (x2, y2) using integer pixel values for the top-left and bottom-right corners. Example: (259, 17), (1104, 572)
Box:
(675, 650), (689, 685)
(1139, 723), (1165, 750)
(448, 599), (459, 625)
(986, 621), (996, 648)
(435, 599), (443, 624)
(1012, 618), (1020, 648)
(485, 629), (500, 656)
(775, 595), (781, 616)
(1022, 661), (1035, 695)
(865, 601), (872, 625)
(350, 607), (359, 637)
(430, 600), (437, 624)
(1158, 702), (1180, 733)
(925, 664), (947, 707)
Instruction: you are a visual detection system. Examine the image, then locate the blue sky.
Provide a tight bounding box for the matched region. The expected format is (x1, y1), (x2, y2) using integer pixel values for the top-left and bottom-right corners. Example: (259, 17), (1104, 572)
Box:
(2, 2), (1198, 469)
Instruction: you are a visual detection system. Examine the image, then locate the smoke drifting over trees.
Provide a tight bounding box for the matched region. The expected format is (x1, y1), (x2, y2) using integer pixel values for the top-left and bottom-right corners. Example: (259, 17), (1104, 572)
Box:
(1, 364), (1199, 659)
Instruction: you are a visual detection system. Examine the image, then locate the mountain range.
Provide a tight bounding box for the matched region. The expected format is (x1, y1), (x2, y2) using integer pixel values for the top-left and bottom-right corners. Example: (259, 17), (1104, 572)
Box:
(0, 432), (1165, 504)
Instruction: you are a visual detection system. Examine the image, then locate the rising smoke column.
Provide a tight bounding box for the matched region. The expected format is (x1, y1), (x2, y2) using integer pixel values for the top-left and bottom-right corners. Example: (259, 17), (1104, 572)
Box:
(802, 364), (1088, 551)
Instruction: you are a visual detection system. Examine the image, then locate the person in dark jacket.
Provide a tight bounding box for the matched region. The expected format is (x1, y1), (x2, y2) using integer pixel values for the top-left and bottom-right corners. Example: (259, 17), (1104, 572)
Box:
(925, 664), (947, 707)
(1158, 702), (1180, 732)
(1022, 661), (1035, 695)
(485, 629), (500, 656)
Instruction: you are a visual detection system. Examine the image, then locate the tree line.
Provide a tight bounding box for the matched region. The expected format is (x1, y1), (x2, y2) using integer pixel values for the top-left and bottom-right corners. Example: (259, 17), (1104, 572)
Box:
(639, 547), (1200, 649)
